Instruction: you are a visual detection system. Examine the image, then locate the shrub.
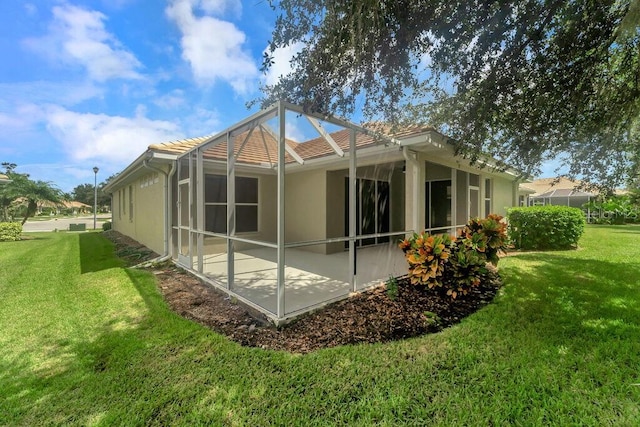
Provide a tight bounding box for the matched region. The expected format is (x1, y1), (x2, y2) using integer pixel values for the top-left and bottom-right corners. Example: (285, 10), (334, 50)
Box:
(399, 233), (454, 289)
(399, 215), (508, 298)
(0, 222), (22, 242)
(102, 221), (112, 231)
(507, 206), (585, 250)
(443, 215), (508, 298)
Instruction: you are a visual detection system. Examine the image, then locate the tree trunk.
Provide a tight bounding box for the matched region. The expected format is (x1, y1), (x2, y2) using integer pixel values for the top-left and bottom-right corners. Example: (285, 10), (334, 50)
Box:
(21, 200), (37, 226)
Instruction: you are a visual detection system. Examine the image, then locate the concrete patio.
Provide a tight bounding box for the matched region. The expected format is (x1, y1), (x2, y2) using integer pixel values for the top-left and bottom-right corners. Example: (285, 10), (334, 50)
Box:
(200, 243), (408, 317)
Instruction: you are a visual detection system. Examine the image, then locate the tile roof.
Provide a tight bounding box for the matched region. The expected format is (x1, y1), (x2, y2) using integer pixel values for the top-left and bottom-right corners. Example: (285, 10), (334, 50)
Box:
(149, 124), (436, 164)
(150, 130), (299, 165)
(525, 177), (597, 197)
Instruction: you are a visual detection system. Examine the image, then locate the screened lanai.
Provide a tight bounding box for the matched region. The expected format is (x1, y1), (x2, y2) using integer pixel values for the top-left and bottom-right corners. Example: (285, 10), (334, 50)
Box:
(170, 101), (504, 323)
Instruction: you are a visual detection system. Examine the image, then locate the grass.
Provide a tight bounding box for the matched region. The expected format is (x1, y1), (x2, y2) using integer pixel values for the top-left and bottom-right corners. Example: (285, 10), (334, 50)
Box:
(1, 226), (639, 426)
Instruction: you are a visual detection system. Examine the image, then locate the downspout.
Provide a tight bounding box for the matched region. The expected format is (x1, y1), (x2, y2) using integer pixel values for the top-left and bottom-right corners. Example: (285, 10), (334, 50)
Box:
(135, 158), (177, 267)
(402, 146), (420, 233)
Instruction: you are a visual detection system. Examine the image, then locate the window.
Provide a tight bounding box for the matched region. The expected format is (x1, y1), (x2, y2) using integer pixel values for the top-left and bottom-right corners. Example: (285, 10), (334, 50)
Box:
(205, 175), (258, 233)
(425, 180), (452, 230)
(129, 185), (134, 221)
(118, 189), (122, 220)
(484, 178), (492, 215)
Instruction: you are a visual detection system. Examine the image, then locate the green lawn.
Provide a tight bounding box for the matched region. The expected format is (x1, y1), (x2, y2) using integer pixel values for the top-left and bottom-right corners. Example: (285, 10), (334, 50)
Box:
(1, 226), (639, 426)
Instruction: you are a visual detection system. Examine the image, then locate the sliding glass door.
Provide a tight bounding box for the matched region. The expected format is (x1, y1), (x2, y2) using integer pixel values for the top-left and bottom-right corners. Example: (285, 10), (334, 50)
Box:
(345, 178), (391, 247)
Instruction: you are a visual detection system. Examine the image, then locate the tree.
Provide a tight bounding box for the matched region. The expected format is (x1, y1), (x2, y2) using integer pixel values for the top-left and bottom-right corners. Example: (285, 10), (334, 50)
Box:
(0, 164), (65, 224)
(72, 183), (97, 206)
(259, 0), (640, 189)
(71, 173), (118, 210)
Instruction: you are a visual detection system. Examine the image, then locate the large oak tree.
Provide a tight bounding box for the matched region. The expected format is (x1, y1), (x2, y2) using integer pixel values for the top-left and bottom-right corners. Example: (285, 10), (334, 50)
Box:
(259, 0), (640, 188)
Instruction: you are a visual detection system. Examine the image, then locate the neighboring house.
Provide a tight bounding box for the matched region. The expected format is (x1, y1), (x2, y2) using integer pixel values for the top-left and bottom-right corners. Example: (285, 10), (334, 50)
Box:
(0, 173), (10, 184)
(104, 101), (526, 323)
(37, 200), (91, 215)
(523, 177), (596, 209)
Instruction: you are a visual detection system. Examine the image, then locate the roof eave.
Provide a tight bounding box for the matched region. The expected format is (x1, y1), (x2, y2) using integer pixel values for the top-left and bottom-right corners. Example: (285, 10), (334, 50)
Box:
(103, 150), (177, 193)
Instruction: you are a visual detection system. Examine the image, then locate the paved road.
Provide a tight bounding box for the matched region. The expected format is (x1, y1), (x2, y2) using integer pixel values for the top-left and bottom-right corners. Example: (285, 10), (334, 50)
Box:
(22, 216), (112, 232)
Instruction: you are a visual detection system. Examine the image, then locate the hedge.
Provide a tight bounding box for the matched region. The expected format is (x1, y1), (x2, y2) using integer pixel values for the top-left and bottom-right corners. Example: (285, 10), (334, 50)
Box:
(507, 206), (585, 250)
(0, 222), (22, 242)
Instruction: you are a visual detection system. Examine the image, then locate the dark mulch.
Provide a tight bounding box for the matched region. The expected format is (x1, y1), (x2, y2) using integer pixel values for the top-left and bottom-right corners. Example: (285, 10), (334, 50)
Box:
(103, 230), (501, 354)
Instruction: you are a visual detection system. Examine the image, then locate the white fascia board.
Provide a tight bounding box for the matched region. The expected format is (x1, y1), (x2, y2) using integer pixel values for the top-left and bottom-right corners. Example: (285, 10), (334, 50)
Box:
(403, 131), (525, 180)
(103, 150), (176, 193)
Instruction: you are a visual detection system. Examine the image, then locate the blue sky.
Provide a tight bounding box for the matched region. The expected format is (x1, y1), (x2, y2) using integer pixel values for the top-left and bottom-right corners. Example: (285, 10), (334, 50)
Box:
(0, 0), (560, 193)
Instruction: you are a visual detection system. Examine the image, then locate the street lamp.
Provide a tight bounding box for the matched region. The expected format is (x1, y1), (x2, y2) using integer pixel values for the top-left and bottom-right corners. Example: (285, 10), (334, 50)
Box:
(93, 166), (99, 230)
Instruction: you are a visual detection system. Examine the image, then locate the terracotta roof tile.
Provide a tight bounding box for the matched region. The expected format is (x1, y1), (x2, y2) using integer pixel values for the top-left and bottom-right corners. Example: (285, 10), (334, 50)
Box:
(148, 124), (435, 164)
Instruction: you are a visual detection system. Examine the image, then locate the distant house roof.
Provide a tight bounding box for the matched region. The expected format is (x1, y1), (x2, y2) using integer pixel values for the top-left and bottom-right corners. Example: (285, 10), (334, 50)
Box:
(0, 173), (10, 184)
(36, 200), (91, 209)
(523, 177), (598, 198)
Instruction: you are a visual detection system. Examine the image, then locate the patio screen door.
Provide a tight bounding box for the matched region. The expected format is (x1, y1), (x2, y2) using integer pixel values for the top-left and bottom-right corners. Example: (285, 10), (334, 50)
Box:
(177, 180), (191, 267)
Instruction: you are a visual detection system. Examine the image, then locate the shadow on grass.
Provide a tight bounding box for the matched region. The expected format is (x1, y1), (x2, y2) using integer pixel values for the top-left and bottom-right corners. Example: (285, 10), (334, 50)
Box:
(0, 264), (243, 426)
(501, 252), (640, 341)
(79, 232), (123, 274)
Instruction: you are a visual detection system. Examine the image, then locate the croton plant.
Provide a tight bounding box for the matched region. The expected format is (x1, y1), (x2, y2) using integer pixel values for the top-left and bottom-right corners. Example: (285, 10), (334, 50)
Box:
(399, 214), (508, 299)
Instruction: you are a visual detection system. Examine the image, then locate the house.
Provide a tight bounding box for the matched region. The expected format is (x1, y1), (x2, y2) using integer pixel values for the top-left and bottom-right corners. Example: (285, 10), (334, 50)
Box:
(36, 200), (91, 215)
(104, 101), (526, 323)
(524, 177), (597, 209)
(0, 173), (10, 184)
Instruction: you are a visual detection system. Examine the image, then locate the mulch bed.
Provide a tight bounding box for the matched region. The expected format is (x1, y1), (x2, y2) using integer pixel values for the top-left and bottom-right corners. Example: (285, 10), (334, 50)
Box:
(103, 230), (501, 354)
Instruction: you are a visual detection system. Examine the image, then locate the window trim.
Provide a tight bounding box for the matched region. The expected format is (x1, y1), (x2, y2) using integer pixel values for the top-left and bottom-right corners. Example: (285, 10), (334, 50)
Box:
(204, 174), (259, 234)
(484, 178), (492, 215)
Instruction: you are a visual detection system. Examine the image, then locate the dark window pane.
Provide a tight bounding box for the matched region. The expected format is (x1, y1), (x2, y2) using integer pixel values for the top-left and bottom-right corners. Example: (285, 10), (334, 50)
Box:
(485, 179), (491, 198)
(205, 205), (227, 233)
(377, 181), (390, 243)
(236, 176), (258, 203)
(361, 179), (376, 245)
(469, 173), (480, 187)
(205, 175), (226, 203)
(236, 205), (258, 232)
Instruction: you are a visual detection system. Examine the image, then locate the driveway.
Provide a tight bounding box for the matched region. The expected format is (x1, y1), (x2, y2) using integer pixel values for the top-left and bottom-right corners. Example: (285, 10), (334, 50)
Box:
(22, 215), (112, 232)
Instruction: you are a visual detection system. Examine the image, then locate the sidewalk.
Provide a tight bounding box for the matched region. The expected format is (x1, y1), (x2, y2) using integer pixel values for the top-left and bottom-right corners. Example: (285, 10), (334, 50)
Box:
(22, 215), (112, 232)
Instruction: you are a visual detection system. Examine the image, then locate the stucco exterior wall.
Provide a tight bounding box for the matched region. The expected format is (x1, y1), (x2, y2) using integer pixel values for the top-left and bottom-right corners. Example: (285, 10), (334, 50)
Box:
(111, 169), (167, 255)
(492, 176), (516, 216)
(284, 168), (327, 253)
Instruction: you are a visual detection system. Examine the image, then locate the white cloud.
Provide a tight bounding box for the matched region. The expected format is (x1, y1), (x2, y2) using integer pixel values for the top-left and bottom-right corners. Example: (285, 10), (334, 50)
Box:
(263, 42), (304, 86)
(153, 89), (187, 109)
(0, 81), (103, 107)
(45, 107), (184, 165)
(166, 0), (257, 92)
(199, 0), (242, 16)
(24, 3), (37, 15)
(23, 4), (142, 82)
(180, 106), (221, 137)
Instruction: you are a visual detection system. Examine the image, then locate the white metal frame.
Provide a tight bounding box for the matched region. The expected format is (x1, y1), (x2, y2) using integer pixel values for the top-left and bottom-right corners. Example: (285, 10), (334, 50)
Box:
(171, 101), (404, 323)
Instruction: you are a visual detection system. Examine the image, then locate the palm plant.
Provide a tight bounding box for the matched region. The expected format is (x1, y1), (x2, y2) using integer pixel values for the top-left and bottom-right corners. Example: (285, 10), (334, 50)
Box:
(0, 164), (65, 224)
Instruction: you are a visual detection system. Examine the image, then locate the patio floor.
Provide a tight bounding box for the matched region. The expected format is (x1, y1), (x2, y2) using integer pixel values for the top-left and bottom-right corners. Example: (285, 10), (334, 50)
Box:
(200, 243), (408, 317)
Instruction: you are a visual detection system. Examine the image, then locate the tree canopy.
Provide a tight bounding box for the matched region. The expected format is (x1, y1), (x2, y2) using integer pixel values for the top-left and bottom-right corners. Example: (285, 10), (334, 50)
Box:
(72, 181), (112, 208)
(259, 0), (640, 188)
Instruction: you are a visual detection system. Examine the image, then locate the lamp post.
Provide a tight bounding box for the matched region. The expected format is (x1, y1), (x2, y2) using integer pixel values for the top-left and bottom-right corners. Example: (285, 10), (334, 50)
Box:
(93, 166), (99, 229)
